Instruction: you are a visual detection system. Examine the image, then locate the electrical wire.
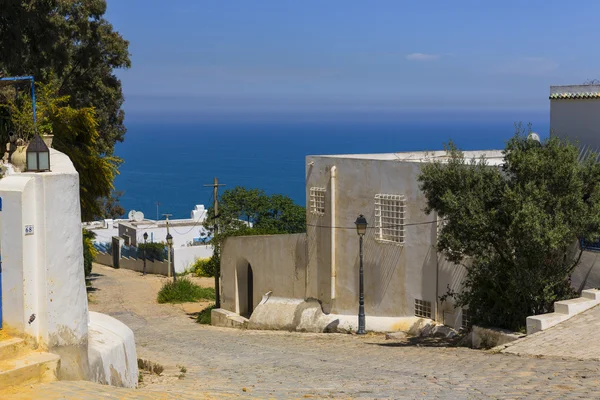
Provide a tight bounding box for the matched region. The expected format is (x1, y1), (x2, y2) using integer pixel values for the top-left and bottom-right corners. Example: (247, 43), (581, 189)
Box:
(170, 191), (215, 236)
(306, 219), (444, 230)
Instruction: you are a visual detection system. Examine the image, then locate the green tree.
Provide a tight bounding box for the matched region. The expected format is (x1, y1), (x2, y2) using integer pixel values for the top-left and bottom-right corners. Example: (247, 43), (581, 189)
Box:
(0, 0), (131, 155)
(98, 190), (126, 219)
(418, 130), (600, 332)
(3, 79), (121, 221)
(203, 187), (306, 277)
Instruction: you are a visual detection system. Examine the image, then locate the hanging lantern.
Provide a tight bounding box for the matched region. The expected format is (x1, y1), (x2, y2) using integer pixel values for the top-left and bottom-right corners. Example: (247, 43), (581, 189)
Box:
(26, 135), (50, 172)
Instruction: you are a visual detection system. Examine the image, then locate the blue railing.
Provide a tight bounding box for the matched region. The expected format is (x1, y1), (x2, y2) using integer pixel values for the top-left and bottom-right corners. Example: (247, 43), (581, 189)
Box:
(93, 242), (112, 255)
(581, 238), (600, 252)
(121, 244), (168, 262)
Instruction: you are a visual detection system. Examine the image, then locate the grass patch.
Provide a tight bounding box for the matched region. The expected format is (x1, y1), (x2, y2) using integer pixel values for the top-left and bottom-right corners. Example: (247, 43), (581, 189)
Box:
(157, 278), (215, 304)
(196, 304), (216, 324)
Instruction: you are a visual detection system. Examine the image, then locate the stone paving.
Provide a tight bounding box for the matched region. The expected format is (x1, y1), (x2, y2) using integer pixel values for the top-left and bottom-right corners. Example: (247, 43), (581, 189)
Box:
(10, 265), (600, 399)
(503, 304), (600, 361)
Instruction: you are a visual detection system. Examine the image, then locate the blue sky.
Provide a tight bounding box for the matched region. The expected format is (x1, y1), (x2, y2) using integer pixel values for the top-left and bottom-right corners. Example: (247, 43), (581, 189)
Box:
(105, 1), (599, 120)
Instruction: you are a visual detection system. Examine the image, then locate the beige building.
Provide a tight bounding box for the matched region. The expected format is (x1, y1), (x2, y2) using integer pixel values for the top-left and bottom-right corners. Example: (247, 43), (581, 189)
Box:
(218, 150), (504, 332)
(550, 84), (600, 151)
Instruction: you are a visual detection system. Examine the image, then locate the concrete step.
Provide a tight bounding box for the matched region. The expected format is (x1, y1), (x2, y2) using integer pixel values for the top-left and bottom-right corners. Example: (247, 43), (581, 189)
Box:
(526, 312), (570, 334)
(554, 297), (599, 315)
(0, 338), (27, 361)
(0, 352), (60, 388)
(582, 289), (600, 301)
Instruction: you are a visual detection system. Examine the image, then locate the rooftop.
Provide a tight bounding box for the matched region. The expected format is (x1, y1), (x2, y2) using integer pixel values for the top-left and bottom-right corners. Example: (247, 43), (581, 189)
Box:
(310, 149), (505, 165)
(550, 84), (600, 99)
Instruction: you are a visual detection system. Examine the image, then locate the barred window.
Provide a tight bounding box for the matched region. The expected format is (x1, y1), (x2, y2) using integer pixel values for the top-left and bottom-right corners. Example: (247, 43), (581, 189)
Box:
(436, 216), (447, 245)
(310, 187), (326, 215)
(462, 308), (471, 329)
(375, 194), (406, 244)
(415, 299), (432, 319)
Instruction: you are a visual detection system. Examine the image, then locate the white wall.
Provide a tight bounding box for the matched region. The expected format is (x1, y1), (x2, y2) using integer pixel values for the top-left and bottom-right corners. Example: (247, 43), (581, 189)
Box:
(0, 149), (89, 380)
(173, 245), (213, 274)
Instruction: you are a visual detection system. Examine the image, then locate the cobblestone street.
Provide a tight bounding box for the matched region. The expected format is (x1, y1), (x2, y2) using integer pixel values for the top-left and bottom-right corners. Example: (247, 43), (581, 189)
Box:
(503, 304), (600, 361)
(12, 265), (600, 399)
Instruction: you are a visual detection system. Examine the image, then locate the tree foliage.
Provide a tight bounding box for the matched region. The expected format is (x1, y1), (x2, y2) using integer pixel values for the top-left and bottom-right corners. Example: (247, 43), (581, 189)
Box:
(2, 80), (121, 221)
(418, 129), (600, 331)
(202, 187), (306, 277)
(0, 0), (131, 155)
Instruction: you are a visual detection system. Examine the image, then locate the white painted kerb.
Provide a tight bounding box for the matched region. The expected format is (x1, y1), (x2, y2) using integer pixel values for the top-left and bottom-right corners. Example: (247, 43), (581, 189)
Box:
(88, 311), (138, 388)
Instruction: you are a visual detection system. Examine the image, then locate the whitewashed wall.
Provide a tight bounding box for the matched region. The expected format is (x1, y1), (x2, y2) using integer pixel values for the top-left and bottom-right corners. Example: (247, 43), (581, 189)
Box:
(0, 149), (137, 387)
(174, 245), (213, 274)
(1, 150), (89, 379)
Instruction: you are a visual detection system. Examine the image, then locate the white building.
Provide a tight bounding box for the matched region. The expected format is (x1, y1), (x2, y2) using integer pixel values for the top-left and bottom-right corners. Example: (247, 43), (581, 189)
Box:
(84, 204), (211, 247)
(217, 150), (504, 332)
(0, 147), (137, 388)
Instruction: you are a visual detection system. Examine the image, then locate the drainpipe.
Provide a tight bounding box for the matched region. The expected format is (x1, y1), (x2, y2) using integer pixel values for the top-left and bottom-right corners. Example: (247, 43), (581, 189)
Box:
(330, 166), (337, 300)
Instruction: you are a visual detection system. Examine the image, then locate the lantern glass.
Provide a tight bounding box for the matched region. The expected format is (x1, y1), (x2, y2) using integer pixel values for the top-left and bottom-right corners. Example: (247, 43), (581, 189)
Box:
(27, 152), (38, 171)
(38, 151), (49, 171)
(355, 214), (368, 236)
(26, 135), (51, 172)
(143, 232), (148, 240)
(166, 233), (173, 246)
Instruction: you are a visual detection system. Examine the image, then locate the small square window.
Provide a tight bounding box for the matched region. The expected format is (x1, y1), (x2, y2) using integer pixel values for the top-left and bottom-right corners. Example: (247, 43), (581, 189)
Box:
(415, 299), (432, 319)
(375, 194), (405, 244)
(310, 187), (326, 216)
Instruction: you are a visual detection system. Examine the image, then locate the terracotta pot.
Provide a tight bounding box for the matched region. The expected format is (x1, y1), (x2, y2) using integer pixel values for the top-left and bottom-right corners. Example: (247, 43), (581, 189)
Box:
(10, 145), (27, 171)
(41, 134), (54, 148)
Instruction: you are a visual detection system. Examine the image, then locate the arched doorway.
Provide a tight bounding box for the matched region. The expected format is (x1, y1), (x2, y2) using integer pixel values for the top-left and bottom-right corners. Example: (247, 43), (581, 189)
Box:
(236, 260), (254, 318)
(247, 263), (253, 318)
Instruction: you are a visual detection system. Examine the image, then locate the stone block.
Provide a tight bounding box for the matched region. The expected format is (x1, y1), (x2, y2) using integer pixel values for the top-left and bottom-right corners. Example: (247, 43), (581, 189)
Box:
(472, 326), (525, 349)
(554, 297), (599, 315)
(211, 308), (249, 329)
(385, 332), (408, 340)
(526, 312), (570, 334)
(582, 289), (600, 301)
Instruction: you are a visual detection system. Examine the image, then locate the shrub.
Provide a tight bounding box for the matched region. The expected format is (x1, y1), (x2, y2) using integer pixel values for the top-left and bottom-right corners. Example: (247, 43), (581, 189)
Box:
(82, 229), (97, 277)
(191, 257), (217, 277)
(157, 278), (215, 304)
(196, 304), (216, 324)
(138, 242), (167, 261)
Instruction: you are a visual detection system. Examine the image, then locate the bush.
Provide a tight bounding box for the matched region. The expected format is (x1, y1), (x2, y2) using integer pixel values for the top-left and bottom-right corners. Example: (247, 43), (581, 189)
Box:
(157, 278), (215, 304)
(138, 242), (167, 261)
(82, 229), (97, 277)
(196, 304), (215, 324)
(191, 257), (217, 277)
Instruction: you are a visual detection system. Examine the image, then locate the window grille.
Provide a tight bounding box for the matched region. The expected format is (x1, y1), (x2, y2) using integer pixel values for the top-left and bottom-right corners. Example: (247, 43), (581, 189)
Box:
(462, 308), (471, 329)
(375, 194), (406, 244)
(310, 187), (326, 215)
(436, 217), (447, 245)
(415, 299), (432, 319)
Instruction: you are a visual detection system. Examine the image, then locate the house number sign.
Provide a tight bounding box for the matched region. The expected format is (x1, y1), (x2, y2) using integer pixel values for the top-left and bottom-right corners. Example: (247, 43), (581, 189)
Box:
(25, 225), (34, 235)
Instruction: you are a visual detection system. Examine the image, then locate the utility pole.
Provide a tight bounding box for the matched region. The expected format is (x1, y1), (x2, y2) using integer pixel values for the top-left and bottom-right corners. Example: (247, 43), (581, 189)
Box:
(163, 214), (173, 279)
(204, 177), (226, 308)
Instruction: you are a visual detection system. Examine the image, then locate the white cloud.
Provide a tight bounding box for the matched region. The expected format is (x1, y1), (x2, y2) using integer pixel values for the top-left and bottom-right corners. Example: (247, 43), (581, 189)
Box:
(406, 53), (440, 61)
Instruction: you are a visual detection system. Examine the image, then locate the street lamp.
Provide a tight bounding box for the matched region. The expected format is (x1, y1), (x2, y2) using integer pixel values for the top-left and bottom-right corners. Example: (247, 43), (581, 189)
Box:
(166, 233), (175, 282)
(355, 214), (368, 335)
(26, 135), (50, 172)
(142, 232), (148, 276)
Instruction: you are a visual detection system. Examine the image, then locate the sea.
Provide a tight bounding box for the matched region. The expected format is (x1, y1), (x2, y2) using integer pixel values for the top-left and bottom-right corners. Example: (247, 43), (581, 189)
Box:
(114, 112), (549, 219)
